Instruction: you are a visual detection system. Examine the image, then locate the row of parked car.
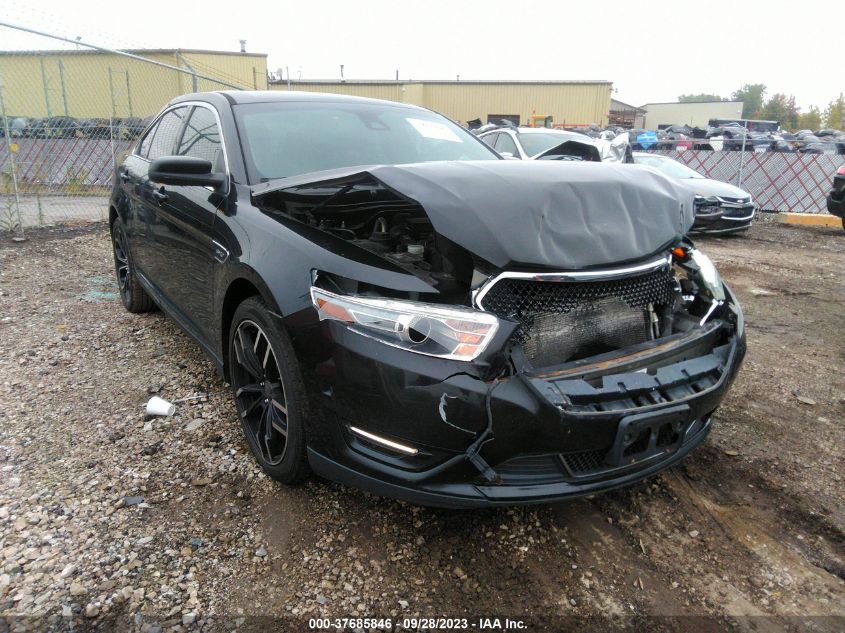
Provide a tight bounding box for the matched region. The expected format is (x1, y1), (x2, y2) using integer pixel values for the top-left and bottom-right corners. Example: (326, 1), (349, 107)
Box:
(625, 123), (844, 155)
(472, 123), (756, 234)
(0, 115), (151, 140)
(529, 121), (845, 155)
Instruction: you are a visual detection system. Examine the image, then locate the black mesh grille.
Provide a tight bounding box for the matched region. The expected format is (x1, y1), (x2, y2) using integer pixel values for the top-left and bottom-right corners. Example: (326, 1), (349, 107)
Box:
(479, 267), (676, 365)
(560, 449), (607, 475)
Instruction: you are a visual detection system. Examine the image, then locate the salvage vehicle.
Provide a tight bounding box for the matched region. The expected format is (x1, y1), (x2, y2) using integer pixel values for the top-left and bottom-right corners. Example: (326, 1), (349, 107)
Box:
(477, 124), (633, 163)
(478, 125), (602, 162)
(110, 91), (745, 508)
(633, 152), (755, 234)
(826, 165), (845, 230)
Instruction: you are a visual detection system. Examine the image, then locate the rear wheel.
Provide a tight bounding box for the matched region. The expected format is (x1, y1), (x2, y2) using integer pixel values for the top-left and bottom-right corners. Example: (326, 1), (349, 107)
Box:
(228, 297), (310, 484)
(111, 219), (155, 313)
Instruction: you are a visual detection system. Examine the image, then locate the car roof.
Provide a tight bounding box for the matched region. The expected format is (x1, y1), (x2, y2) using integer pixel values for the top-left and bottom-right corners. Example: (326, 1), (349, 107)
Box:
(171, 90), (428, 111)
(516, 128), (577, 134)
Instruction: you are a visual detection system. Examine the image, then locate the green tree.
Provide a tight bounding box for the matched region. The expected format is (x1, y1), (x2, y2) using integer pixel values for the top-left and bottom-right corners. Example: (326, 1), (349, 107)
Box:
(678, 93), (724, 103)
(823, 93), (845, 130)
(731, 84), (766, 118)
(796, 106), (821, 131)
(759, 93), (790, 125)
(785, 95), (799, 130)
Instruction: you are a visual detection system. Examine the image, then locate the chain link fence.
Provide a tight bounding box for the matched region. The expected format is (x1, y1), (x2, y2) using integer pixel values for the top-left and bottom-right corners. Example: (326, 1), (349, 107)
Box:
(649, 143), (843, 215)
(2, 23), (841, 237)
(0, 22), (266, 237)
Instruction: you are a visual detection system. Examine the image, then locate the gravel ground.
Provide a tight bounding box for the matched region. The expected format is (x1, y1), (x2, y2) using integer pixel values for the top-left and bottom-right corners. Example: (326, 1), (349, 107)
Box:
(0, 219), (843, 632)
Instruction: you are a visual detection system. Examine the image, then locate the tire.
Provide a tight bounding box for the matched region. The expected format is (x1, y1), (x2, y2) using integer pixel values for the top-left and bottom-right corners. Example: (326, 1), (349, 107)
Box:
(111, 218), (155, 313)
(228, 297), (310, 484)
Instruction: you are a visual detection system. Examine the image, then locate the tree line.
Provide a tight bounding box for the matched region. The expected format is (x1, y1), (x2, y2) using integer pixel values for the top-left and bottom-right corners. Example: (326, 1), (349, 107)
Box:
(678, 86), (844, 131)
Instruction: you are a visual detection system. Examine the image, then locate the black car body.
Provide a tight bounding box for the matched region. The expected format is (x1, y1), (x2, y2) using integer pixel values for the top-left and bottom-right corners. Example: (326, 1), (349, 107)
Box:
(109, 91), (745, 508)
(827, 165), (845, 229)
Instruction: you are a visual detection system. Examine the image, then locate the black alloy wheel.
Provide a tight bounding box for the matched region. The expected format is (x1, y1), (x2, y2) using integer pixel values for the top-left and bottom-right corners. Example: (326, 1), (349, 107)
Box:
(111, 219), (154, 313)
(228, 297), (310, 483)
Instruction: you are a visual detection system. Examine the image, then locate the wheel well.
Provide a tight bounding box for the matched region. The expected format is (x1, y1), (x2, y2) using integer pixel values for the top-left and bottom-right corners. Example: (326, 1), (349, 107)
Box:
(220, 278), (262, 380)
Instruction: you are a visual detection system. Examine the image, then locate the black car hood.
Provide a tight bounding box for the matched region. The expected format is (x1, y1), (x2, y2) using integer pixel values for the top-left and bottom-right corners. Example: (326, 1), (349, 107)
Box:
(254, 161), (694, 270)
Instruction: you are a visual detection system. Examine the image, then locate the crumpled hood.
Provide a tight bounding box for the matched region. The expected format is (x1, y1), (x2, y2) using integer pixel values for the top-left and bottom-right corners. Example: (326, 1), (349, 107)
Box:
(535, 139), (601, 162)
(256, 160), (695, 270)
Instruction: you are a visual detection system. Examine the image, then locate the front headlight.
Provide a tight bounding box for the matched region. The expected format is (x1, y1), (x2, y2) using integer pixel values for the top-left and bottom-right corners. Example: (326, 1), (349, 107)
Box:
(687, 249), (725, 302)
(310, 287), (500, 361)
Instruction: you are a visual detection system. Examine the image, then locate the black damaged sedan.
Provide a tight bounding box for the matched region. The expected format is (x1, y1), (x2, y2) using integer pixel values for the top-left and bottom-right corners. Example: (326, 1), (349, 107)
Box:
(110, 91), (745, 508)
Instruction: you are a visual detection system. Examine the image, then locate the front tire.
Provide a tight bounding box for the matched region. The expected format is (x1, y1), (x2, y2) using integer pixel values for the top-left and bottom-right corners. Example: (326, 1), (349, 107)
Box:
(228, 297), (310, 484)
(111, 219), (155, 313)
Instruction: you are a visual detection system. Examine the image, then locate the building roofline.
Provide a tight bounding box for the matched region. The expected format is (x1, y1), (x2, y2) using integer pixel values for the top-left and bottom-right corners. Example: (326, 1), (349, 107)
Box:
(269, 78), (612, 86)
(610, 98), (646, 112)
(0, 48), (267, 57)
(639, 100), (743, 107)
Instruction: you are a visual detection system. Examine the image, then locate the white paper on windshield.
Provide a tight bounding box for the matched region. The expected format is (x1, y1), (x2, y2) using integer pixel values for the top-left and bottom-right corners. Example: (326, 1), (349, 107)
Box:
(407, 118), (461, 143)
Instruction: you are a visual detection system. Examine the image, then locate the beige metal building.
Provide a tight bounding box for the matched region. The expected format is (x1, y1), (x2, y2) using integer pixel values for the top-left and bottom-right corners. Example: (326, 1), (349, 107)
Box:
(0, 49), (268, 118)
(269, 79), (613, 127)
(638, 100), (744, 129)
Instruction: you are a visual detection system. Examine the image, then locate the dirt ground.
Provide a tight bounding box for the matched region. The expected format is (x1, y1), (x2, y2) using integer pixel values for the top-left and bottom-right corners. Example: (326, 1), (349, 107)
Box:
(0, 219), (843, 632)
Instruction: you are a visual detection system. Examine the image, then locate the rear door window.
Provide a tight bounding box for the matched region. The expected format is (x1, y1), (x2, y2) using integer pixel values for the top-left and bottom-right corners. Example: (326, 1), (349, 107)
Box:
(480, 133), (498, 149)
(494, 133), (519, 156)
(135, 122), (158, 158)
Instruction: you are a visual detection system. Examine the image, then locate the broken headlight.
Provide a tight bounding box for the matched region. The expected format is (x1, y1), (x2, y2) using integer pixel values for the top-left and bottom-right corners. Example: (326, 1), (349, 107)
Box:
(687, 249), (725, 302)
(310, 287), (500, 361)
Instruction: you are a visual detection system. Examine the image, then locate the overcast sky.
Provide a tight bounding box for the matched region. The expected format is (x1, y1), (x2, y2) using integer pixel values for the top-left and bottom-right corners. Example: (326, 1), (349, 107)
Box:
(2, 0), (840, 111)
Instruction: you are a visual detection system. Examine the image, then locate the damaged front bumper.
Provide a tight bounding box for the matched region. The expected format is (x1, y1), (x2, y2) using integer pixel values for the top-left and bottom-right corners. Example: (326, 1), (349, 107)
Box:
(303, 285), (746, 508)
(692, 198), (755, 234)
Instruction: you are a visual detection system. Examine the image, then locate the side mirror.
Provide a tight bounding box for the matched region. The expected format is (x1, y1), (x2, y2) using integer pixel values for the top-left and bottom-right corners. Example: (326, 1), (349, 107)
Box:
(149, 156), (226, 189)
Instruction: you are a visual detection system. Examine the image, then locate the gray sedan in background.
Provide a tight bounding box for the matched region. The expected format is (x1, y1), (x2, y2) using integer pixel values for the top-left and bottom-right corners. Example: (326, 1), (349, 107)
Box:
(633, 152), (755, 234)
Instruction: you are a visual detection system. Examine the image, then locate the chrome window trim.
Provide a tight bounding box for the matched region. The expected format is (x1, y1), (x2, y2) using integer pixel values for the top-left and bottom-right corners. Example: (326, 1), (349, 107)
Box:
(471, 255), (672, 309)
(132, 101), (231, 179)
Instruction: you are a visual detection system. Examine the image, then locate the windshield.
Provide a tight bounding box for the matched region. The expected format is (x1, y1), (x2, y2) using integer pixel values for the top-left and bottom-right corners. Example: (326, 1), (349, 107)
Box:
(634, 154), (704, 179)
(233, 101), (498, 182)
(518, 132), (589, 157)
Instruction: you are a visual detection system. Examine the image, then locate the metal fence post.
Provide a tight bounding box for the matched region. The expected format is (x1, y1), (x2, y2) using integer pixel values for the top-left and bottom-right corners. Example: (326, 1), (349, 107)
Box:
(58, 59), (69, 116)
(125, 70), (133, 117)
(737, 133), (748, 188)
(40, 57), (52, 117)
(176, 52), (199, 92)
(0, 77), (26, 240)
(107, 67), (117, 171)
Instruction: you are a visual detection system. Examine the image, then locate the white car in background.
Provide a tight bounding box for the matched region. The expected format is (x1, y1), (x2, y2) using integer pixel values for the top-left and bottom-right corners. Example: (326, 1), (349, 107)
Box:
(477, 126), (630, 163)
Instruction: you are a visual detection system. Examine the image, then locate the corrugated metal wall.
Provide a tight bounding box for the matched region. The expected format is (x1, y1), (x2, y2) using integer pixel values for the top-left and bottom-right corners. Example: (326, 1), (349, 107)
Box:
(271, 81), (612, 126)
(0, 51), (267, 118)
(422, 82), (611, 127)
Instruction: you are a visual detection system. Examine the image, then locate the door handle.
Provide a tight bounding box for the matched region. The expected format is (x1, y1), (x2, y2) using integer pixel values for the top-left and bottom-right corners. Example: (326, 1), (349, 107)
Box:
(152, 189), (169, 203)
